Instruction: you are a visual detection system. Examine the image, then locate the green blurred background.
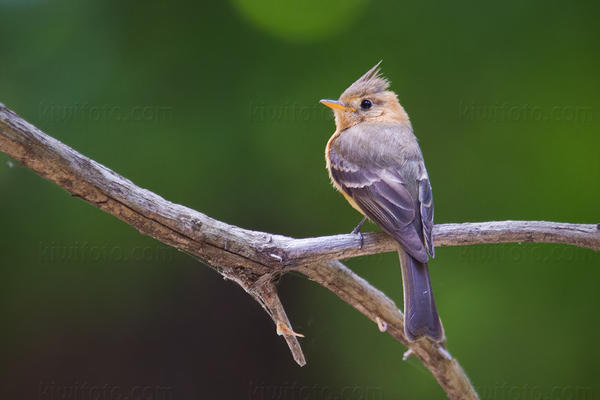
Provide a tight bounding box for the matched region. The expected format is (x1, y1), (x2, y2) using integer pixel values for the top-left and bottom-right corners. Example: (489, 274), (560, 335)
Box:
(1, 0), (599, 399)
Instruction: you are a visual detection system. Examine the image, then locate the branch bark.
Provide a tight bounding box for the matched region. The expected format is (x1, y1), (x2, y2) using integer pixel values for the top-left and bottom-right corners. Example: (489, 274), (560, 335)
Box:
(1, 102), (598, 400)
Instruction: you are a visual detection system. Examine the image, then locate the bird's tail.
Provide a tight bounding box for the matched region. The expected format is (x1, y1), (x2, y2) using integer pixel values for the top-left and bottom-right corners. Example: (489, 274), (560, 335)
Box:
(398, 248), (444, 342)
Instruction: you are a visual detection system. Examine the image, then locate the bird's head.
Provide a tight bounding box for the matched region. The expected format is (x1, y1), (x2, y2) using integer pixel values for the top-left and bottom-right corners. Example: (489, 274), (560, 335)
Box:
(320, 61), (410, 131)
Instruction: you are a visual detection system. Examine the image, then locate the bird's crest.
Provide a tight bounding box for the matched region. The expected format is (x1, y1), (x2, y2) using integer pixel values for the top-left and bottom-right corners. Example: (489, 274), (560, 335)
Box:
(341, 60), (390, 99)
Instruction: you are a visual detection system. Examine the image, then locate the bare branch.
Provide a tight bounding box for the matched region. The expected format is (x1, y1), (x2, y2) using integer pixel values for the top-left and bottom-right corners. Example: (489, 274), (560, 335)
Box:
(219, 266), (306, 366)
(253, 281), (306, 367)
(280, 221), (599, 265)
(2, 102), (598, 399)
(300, 260), (478, 400)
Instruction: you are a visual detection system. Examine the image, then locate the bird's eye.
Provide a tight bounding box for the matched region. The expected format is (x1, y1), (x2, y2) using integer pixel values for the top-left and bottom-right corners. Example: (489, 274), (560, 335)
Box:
(360, 99), (372, 110)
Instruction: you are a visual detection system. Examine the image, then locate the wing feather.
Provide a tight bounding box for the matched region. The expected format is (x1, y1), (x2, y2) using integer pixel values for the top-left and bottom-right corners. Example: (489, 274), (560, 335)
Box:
(329, 146), (430, 263)
(418, 178), (434, 257)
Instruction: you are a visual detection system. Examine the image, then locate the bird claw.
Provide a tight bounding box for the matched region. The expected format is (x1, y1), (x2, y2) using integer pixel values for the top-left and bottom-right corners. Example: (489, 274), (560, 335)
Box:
(354, 231), (364, 249)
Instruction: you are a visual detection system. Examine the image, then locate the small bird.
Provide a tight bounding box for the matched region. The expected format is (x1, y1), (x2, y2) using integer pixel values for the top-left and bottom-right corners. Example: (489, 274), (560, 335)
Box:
(320, 62), (444, 342)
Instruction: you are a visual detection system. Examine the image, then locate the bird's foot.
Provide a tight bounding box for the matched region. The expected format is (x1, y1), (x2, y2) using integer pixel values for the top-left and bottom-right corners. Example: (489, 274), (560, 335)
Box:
(351, 216), (367, 249)
(354, 232), (364, 249)
(351, 216), (367, 234)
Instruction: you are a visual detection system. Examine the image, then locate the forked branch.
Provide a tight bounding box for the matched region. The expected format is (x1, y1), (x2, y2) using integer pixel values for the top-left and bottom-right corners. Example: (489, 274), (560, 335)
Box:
(1, 103), (598, 400)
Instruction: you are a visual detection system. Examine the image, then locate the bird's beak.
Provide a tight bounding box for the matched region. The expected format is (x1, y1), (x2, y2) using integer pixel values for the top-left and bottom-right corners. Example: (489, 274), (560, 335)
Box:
(320, 99), (356, 112)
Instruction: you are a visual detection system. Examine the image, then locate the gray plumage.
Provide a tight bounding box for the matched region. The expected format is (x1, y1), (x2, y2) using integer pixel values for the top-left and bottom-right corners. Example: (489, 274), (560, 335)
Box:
(328, 122), (443, 341)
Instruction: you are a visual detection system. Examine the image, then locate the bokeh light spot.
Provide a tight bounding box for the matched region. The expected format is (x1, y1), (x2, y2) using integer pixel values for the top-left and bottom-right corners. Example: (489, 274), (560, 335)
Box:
(230, 0), (368, 42)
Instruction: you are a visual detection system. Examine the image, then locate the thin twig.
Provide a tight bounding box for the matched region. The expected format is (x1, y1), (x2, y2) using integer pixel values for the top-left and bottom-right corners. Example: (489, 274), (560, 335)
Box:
(253, 282), (306, 366)
(2, 102), (598, 399)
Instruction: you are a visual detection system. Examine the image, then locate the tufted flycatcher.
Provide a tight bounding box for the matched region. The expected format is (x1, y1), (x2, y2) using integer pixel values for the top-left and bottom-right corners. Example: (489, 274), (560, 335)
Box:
(320, 62), (444, 342)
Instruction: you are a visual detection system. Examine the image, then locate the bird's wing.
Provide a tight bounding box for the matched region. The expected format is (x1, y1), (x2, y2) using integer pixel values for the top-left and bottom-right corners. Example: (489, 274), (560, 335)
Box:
(329, 145), (431, 263)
